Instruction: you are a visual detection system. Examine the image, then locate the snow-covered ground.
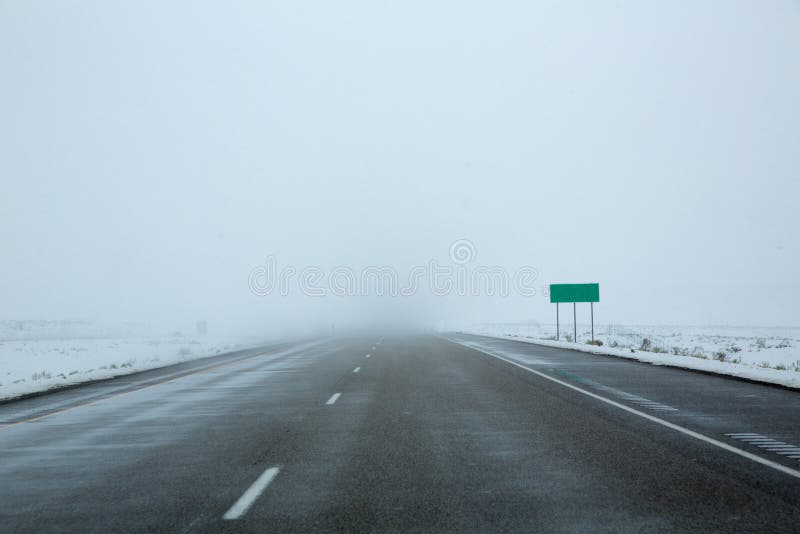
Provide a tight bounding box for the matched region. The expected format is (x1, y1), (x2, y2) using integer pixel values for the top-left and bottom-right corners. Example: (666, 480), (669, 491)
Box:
(460, 322), (800, 389)
(0, 321), (256, 401)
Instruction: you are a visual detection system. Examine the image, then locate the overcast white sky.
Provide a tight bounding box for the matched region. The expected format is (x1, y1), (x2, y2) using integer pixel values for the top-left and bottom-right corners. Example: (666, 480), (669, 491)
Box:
(1, 1), (799, 335)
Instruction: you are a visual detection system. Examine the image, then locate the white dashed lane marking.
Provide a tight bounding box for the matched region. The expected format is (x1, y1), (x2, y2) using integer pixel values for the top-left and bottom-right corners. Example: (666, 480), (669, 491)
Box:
(353, 367), (360, 373)
(326, 393), (341, 405)
(223, 466), (280, 520)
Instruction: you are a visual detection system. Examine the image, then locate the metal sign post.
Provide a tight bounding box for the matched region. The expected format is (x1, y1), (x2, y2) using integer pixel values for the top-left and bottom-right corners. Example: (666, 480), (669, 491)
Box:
(556, 303), (560, 341)
(573, 302), (577, 343)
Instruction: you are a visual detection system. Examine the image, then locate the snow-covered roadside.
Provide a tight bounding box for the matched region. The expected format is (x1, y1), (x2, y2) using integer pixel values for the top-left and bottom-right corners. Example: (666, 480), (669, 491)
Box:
(458, 324), (800, 390)
(0, 337), (253, 401)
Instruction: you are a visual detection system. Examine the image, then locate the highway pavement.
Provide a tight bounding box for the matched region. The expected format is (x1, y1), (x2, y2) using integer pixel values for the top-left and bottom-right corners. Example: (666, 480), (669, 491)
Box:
(1, 333), (800, 532)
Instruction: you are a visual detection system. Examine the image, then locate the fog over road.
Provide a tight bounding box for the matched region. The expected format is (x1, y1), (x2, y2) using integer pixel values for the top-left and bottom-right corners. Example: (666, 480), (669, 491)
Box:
(1, 335), (799, 532)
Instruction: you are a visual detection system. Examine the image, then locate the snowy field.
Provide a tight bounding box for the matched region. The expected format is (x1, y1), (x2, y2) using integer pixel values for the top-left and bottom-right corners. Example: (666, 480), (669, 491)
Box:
(0, 321), (255, 401)
(460, 322), (800, 389)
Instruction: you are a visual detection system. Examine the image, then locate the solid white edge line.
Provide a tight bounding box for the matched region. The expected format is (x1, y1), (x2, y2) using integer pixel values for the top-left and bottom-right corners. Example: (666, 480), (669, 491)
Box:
(223, 466), (280, 520)
(326, 393), (341, 405)
(447, 338), (800, 481)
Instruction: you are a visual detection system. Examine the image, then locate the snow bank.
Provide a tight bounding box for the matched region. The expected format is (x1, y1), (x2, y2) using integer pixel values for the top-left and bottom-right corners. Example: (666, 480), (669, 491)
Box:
(0, 337), (253, 401)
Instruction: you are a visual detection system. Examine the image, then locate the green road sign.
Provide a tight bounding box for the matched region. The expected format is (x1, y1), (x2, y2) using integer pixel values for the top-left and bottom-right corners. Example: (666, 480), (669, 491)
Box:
(550, 283), (599, 303)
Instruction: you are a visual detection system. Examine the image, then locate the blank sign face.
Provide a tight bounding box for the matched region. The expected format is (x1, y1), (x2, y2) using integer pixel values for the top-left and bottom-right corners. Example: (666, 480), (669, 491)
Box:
(550, 283), (599, 303)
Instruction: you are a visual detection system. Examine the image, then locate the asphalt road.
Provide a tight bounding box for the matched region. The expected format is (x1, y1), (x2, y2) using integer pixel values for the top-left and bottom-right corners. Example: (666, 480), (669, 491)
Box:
(1, 334), (800, 532)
